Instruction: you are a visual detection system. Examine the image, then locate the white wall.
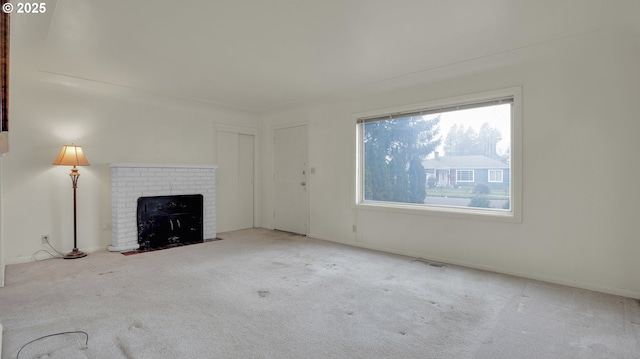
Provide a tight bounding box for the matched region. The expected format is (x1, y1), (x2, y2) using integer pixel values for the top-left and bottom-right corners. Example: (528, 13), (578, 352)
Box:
(0, 73), (258, 263)
(259, 23), (640, 298)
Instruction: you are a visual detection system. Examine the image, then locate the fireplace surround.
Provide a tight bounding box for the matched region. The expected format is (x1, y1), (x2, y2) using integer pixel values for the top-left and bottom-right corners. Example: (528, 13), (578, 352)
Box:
(109, 163), (217, 252)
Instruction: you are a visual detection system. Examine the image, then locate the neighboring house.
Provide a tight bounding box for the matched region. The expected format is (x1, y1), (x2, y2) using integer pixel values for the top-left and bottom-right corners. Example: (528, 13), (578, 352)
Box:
(422, 154), (509, 189)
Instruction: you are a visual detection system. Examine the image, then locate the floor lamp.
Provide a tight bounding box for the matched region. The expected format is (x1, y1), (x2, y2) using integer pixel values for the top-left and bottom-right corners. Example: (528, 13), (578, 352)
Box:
(52, 144), (90, 259)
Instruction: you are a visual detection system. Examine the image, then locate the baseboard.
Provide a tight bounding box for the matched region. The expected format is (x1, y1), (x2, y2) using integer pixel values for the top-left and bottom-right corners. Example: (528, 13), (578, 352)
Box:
(309, 233), (640, 300)
(3, 255), (31, 266)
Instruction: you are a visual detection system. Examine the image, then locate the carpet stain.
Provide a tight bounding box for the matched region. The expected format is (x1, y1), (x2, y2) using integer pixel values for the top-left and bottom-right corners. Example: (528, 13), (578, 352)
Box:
(412, 258), (446, 268)
(258, 290), (270, 298)
(116, 339), (136, 359)
(129, 321), (145, 330)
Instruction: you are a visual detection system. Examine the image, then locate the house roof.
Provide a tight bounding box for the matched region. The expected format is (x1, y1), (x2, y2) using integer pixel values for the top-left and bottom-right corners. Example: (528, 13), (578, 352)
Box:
(422, 155), (508, 170)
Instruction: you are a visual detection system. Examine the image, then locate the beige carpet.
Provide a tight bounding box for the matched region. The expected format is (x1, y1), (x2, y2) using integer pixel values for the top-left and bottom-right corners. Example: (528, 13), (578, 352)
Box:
(1, 228), (639, 358)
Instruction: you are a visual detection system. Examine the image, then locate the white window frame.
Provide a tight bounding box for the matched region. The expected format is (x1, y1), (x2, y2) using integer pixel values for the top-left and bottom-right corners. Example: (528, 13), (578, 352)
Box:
(488, 169), (503, 183)
(353, 87), (522, 223)
(456, 170), (474, 183)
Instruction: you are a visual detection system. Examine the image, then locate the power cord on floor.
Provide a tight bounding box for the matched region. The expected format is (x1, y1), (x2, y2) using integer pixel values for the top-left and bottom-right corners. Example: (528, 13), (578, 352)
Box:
(31, 236), (65, 261)
(31, 250), (60, 261)
(16, 331), (89, 358)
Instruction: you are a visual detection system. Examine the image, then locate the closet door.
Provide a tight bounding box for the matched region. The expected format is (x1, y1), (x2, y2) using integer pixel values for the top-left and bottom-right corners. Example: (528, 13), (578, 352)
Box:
(237, 133), (254, 229)
(216, 131), (255, 232)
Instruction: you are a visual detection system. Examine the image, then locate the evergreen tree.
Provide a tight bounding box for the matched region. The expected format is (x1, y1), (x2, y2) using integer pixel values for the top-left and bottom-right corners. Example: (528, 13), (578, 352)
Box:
(364, 116), (440, 202)
(444, 122), (502, 159)
(443, 123), (460, 156)
(478, 122), (502, 158)
(408, 155), (427, 203)
(461, 127), (478, 155)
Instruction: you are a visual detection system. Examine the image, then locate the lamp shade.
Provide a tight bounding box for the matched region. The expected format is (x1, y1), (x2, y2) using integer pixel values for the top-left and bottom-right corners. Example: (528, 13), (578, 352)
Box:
(52, 144), (90, 166)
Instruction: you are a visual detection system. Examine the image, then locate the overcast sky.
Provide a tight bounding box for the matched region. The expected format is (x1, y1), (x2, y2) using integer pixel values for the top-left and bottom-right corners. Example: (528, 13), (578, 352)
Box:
(424, 103), (511, 158)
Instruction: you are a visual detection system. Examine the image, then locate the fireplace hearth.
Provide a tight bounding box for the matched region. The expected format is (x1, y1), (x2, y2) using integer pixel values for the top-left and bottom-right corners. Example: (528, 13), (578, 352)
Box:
(137, 195), (203, 250)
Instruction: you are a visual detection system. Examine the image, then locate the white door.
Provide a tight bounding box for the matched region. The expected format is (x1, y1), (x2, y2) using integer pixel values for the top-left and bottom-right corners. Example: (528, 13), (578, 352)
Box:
(237, 133), (254, 229)
(216, 131), (255, 232)
(274, 125), (308, 235)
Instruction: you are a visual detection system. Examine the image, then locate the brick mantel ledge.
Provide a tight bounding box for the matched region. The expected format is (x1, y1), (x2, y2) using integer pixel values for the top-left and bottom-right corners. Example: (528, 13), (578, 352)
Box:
(110, 163), (218, 169)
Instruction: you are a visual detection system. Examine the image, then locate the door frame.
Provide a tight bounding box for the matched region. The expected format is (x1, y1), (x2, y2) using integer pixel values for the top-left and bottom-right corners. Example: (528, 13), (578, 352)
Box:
(272, 122), (309, 235)
(214, 124), (260, 230)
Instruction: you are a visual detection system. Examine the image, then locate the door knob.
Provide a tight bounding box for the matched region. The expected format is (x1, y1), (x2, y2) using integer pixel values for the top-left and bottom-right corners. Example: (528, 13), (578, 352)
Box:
(301, 181), (306, 186)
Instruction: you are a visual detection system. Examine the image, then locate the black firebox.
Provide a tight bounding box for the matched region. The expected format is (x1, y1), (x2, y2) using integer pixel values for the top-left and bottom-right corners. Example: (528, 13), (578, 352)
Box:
(137, 194), (203, 250)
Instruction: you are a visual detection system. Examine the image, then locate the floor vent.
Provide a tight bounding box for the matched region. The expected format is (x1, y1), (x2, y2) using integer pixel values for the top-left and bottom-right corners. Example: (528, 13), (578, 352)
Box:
(412, 258), (445, 268)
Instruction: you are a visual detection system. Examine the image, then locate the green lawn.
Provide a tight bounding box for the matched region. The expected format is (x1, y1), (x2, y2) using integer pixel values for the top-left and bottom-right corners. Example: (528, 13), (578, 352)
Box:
(426, 186), (509, 200)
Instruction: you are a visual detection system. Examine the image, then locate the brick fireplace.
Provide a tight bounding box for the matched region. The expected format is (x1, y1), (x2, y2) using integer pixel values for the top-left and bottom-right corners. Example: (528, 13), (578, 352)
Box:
(109, 163), (217, 252)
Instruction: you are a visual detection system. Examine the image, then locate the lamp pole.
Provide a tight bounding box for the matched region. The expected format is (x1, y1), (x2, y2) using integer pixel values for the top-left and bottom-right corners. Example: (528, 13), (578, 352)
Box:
(65, 165), (87, 259)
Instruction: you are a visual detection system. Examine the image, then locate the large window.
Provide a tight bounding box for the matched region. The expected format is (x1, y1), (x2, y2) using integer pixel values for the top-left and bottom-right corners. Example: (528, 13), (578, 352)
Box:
(355, 88), (521, 221)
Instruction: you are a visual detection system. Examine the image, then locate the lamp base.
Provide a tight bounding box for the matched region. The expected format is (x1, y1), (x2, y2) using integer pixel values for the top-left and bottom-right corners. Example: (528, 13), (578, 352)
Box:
(63, 249), (87, 260)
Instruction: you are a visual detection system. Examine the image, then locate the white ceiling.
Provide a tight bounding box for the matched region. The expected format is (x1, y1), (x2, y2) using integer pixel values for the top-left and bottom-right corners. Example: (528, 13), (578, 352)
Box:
(12, 0), (603, 111)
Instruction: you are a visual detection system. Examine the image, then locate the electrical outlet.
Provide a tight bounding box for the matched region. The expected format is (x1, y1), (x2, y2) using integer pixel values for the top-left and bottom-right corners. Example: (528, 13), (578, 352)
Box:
(41, 235), (49, 245)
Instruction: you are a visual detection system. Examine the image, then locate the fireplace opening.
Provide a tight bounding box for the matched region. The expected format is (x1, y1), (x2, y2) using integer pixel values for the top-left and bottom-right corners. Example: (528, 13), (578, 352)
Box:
(137, 194), (203, 250)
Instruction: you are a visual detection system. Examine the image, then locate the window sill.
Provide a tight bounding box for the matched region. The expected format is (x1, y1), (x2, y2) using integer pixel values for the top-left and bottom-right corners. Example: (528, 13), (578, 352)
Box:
(355, 201), (521, 223)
